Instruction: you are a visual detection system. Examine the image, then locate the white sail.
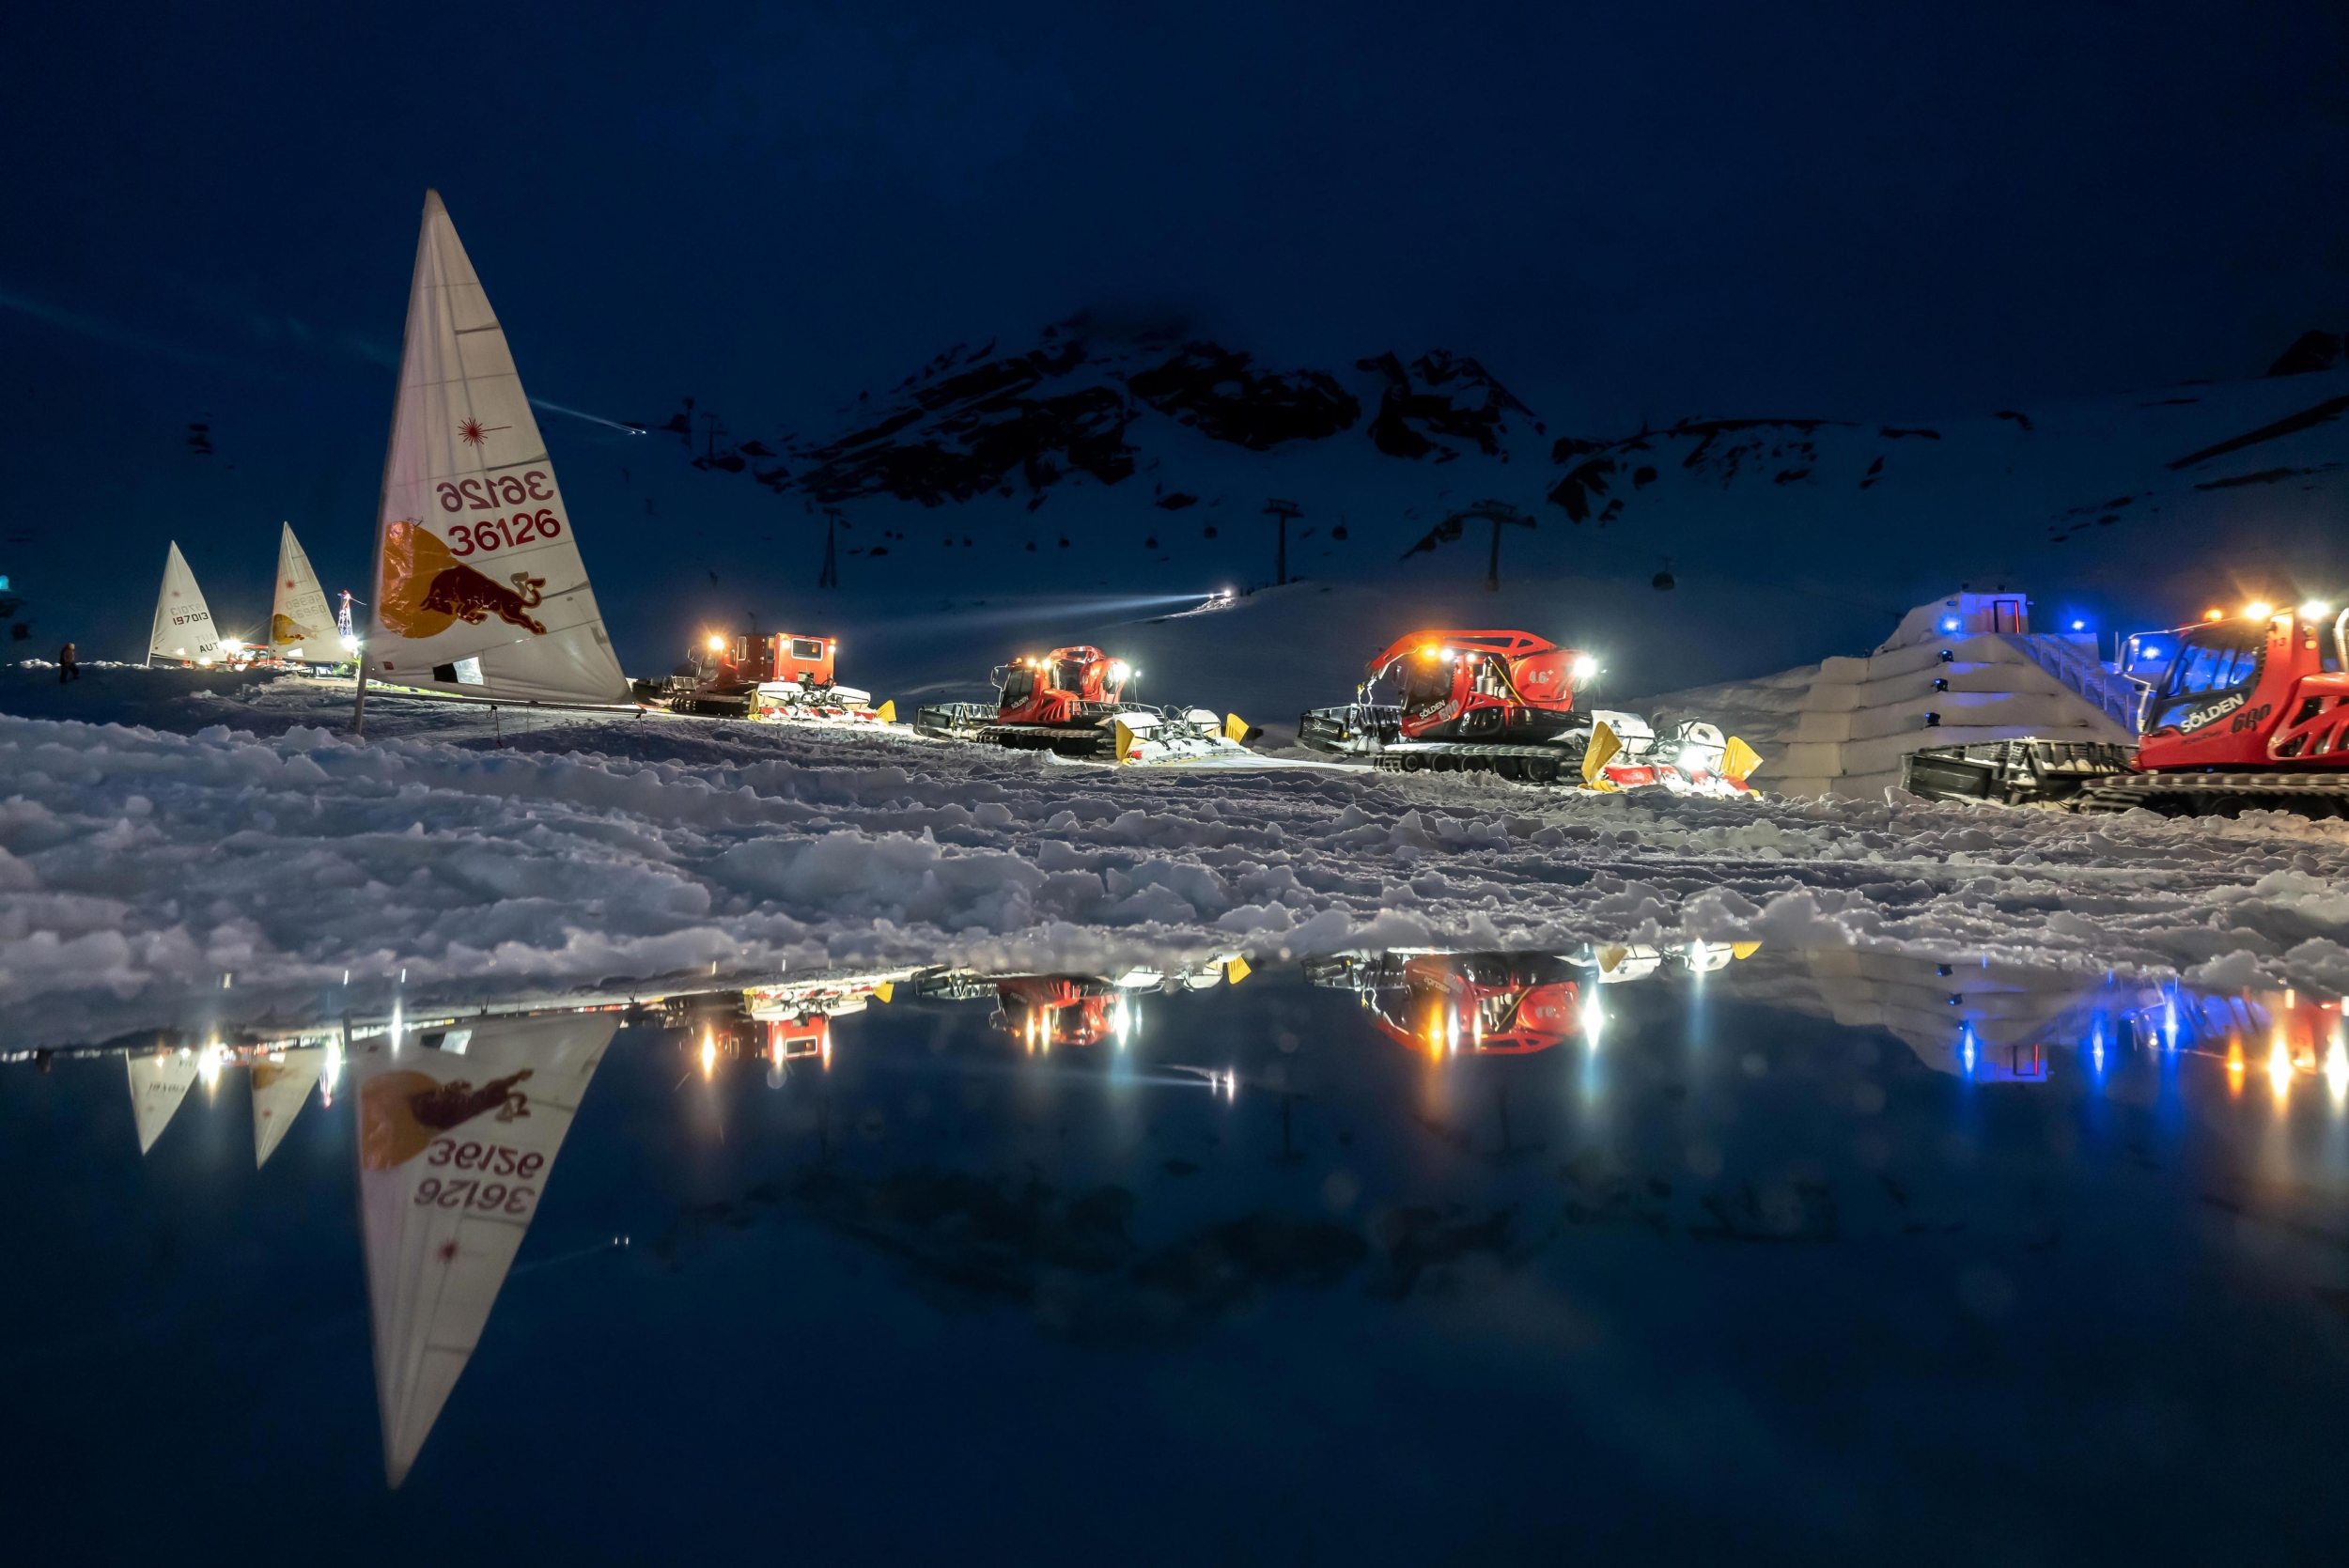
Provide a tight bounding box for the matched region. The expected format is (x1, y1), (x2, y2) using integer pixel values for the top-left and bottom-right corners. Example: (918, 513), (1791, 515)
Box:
(250, 1047), (324, 1167)
(148, 542), (222, 665)
(356, 1011), (617, 1486)
(270, 524), (334, 662)
(366, 190), (628, 705)
(127, 1049), (201, 1154)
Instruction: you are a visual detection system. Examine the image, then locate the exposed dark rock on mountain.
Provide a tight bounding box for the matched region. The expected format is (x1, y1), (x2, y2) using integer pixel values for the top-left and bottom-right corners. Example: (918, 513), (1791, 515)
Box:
(1542, 416), (1851, 520)
(2166, 393), (2349, 471)
(1667, 417), (1846, 486)
(1401, 513), (1464, 552)
(2191, 465), (2338, 489)
(795, 343), (1138, 506)
(1547, 455), (1617, 522)
(1357, 349), (1535, 461)
(1126, 343), (1360, 450)
(2266, 330), (2344, 377)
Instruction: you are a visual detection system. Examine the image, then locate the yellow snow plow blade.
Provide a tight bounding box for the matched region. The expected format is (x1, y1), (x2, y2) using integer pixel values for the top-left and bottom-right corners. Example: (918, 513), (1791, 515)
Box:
(1721, 736), (1762, 782)
(1581, 721), (1622, 788)
(877, 699), (896, 724)
(1113, 718), (1139, 763)
(1223, 713), (1254, 745)
(875, 981), (895, 1002)
(1731, 941), (1761, 960)
(1225, 955), (1252, 986)
(1597, 944), (1626, 973)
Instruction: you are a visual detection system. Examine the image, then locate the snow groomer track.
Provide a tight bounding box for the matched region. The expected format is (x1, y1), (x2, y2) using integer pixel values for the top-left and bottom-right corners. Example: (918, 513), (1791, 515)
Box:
(8, 667), (2349, 1049)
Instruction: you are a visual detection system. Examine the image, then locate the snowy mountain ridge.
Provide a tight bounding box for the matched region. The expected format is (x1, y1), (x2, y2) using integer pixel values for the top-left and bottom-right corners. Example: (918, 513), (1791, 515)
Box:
(633, 317), (2349, 613)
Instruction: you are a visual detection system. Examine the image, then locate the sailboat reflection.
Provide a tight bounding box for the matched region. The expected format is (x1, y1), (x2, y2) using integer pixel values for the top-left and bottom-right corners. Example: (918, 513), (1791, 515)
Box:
(250, 1046), (325, 1166)
(352, 1010), (616, 1486)
(125, 1046), (202, 1154)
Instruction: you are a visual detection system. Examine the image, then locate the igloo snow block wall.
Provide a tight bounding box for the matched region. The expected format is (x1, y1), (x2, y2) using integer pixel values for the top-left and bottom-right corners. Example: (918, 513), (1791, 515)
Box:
(1766, 594), (2132, 799)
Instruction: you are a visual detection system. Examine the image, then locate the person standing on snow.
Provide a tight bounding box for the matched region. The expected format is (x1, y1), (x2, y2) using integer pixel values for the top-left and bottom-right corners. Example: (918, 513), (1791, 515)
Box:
(57, 642), (78, 684)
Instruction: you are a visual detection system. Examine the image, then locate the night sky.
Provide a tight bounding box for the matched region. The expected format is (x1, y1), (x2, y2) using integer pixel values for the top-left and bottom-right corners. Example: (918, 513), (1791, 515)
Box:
(5, 3), (2347, 660)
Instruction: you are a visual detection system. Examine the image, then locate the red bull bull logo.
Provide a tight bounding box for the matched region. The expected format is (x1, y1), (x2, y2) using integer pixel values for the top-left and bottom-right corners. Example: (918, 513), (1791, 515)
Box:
(422, 564), (546, 633)
(378, 519), (552, 641)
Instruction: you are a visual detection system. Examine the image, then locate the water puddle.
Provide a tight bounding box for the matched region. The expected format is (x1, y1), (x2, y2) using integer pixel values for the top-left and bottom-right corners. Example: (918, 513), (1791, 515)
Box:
(8, 945), (2349, 1559)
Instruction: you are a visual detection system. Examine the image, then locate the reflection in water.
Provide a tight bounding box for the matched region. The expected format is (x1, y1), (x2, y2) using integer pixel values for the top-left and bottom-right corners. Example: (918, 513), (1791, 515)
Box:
(660, 968), (926, 1082)
(124, 1048), (200, 1154)
(1305, 943), (1759, 1059)
(1311, 950), (1583, 1056)
(994, 976), (1131, 1051)
(18, 942), (2349, 1517)
(354, 1012), (615, 1486)
(958, 958), (1244, 1054)
(250, 1046), (324, 1166)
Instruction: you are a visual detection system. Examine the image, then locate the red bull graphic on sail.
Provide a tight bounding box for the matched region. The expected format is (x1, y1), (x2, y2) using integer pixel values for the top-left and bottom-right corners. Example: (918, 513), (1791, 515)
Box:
(378, 520), (551, 641)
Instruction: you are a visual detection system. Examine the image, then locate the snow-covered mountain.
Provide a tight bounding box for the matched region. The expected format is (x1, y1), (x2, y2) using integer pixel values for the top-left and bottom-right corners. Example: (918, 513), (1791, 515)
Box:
(639, 316), (2349, 627)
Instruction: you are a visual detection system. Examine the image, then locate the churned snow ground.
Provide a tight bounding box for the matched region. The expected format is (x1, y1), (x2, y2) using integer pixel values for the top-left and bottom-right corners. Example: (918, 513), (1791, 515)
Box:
(8, 664), (2349, 1049)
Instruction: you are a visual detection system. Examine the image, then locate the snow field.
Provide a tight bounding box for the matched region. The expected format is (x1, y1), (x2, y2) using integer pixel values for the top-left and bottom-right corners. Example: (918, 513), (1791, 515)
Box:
(7, 700), (2349, 1048)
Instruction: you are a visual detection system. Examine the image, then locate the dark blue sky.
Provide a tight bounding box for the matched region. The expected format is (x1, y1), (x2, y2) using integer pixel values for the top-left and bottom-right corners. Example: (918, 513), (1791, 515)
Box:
(5, 2), (2347, 656)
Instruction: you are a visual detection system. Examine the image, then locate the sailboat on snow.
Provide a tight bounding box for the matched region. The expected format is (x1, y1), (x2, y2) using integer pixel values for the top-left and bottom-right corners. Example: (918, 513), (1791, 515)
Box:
(354, 1010), (616, 1485)
(148, 542), (223, 666)
(359, 190), (629, 721)
(269, 524), (336, 664)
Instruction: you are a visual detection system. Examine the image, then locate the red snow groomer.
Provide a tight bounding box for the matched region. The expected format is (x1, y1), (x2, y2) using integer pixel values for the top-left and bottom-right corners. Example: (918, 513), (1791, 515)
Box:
(1906, 599), (2349, 816)
(654, 630), (892, 723)
(914, 644), (1256, 763)
(1305, 951), (1584, 1057)
(1299, 629), (1763, 795)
